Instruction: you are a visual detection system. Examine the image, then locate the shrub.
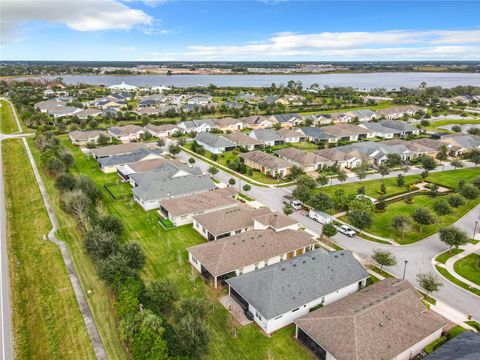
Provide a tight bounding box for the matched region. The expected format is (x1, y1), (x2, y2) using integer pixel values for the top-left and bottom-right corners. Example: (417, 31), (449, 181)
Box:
(447, 194), (465, 208)
(433, 199), (452, 215)
(460, 183), (479, 199)
(98, 254), (134, 284)
(97, 214), (124, 236)
(55, 173), (77, 192)
(146, 279), (179, 315)
(84, 228), (120, 261)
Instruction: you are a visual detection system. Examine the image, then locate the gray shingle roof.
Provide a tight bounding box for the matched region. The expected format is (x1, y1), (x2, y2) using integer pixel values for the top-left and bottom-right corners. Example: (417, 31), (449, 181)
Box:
(250, 129), (284, 142)
(226, 249), (369, 319)
(300, 127), (337, 140)
(378, 120), (417, 132)
(98, 148), (162, 167)
(195, 132), (237, 149)
(424, 332), (480, 360)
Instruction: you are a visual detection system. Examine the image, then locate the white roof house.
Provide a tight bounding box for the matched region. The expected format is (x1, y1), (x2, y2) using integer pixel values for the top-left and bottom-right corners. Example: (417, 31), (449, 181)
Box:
(108, 82), (138, 91)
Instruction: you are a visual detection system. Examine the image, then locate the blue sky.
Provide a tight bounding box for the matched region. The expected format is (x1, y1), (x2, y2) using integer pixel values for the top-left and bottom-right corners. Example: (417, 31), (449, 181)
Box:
(1, 0), (480, 61)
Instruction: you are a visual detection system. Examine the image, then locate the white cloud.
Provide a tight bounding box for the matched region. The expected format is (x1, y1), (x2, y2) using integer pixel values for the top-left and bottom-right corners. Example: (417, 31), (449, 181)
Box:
(176, 29), (480, 60)
(117, 46), (136, 51)
(1, 0), (153, 43)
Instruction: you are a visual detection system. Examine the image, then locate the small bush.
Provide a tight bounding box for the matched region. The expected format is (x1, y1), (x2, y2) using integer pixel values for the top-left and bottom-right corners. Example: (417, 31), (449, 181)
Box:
(447, 194), (465, 208)
(433, 199), (452, 215)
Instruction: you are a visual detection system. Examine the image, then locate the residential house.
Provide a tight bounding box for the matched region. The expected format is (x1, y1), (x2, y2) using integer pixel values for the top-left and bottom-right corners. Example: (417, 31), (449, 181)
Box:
(222, 132), (264, 151)
(376, 105), (426, 120)
(322, 124), (374, 142)
(269, 113), (303, 128)
(300, 127), (337, 144)
(295, 278), (447, 360)
(117, 158), (180, 181)
(108, 124), (145, 143)
(136, 107), (161, 116)
(223, 101), (243, 110)
(314, 148), (363, 169)
(252, 212), (299, 232)
(69, 130), (111, 146)
(75, 108), (103, 119)
(239, 151), (293, 178)
(187, 95), (213, 106)
(130, 163), (216, 210)
(381, 139), (437, 159)
(359, 122), (402, 139)
(439, 134), (480, 155)
(378, 120), (420, 137)
(424, 332), (480, 360)
(275, 148), (332, 172)
(178, 119), (218, 133)
(108, 82), (138, 92)
(239, 115), (275, 129)
(158, 188), (238, 226)
(282, 94), (306, 105)
(276, 128), (307, 143)
(144, 123), (182, 138)
(345, 109), (377, 122)
(97, 147), (163, 173)
(194, 133), (237, 154)
(335, 142), (412, 166)
(212, 117), (245, 132)
(249, 129), (285, 146)
(187, 228), (316, 288)
(264, 95), (280, 105)
(91, 142), (147, 159)
(192, 205), (272, 240)
(305, 114), (333, 126)
(227, 249), (369, 334)
(35, 99), (69, 112)
(235, 93), (260, 103)
(330, 112), (353, 124)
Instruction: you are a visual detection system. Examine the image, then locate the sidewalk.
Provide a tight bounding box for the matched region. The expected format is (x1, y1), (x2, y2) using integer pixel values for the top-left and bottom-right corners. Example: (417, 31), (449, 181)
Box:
(444, 242), (480, 291)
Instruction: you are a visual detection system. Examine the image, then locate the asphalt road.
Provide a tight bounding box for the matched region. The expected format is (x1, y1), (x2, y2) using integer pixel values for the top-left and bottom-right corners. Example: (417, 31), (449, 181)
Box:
(178, 150), (480, 322)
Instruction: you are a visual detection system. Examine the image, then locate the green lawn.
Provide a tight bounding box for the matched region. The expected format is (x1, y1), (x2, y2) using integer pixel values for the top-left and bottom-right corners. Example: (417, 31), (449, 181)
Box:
(435, 249), (464, 264)
(317, 174), (421, 200)
(184, 144), (290, 185)
(105, 181), (132, 199)
(341, 194), (479, 244)
(0, 99), (20, 134)
(290, 142), (319, 151)
(54, 136), (314, 360)
(3, 139), (95, 359)
(454, 253), (480, 286)
(427, 167), (480, 188)
(436, 265), (480, 297)
(426, 118), (480, 132)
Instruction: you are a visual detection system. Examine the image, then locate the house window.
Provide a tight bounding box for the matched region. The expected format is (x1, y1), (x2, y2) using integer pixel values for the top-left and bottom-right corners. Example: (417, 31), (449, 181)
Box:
(191, 256), (198, 264)
(255, 310), (262, 320)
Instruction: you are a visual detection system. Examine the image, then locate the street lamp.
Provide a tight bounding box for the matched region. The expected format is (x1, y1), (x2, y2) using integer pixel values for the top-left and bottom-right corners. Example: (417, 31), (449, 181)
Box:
(473, 221), (478, 240)
(402, 260), (408, 280)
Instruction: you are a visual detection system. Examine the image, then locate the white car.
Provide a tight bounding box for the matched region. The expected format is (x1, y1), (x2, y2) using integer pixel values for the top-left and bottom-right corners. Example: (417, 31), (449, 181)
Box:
(290, 200), (303, 210)
(337, 225), (356, 237)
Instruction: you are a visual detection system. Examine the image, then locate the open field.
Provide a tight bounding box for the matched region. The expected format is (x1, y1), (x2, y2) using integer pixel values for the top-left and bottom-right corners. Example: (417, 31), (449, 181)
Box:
(341, 194), (480, 244)
(454, 253), (480, 286)
(0, 99), (19, 134)
(48, 136), (314, 360)
(3, 139), (95, 359)
(28, 138), (129, 360)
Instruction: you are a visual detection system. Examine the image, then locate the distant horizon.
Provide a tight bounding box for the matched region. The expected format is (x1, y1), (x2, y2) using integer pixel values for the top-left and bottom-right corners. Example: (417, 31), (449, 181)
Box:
(2, 60), (480, 64)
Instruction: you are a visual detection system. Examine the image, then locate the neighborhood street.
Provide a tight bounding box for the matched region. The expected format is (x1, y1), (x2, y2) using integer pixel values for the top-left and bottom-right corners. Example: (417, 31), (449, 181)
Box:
(178, 149), (480, 322)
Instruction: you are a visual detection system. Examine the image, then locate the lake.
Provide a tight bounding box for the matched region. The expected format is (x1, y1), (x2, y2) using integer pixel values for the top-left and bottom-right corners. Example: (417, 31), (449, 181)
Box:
(20, 72), (480, 89)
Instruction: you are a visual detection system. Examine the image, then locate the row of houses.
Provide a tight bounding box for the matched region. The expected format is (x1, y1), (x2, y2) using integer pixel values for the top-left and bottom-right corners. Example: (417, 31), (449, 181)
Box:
(236, 133), (480, 177)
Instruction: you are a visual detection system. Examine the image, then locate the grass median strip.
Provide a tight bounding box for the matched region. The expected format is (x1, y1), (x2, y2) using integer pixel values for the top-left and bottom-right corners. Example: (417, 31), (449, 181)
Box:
(435, 265), (480, 297)
(453, 253), (480, 286)
(3, 139), (95, 359)
(1, 99), (20, 134)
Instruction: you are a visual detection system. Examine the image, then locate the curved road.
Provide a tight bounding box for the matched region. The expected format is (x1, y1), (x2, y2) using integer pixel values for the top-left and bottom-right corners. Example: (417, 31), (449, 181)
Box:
(178, 149), (480, 322)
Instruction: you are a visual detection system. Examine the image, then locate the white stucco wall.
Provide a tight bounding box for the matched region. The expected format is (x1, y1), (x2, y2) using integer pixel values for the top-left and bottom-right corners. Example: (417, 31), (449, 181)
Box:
(393, 328), (443, 360)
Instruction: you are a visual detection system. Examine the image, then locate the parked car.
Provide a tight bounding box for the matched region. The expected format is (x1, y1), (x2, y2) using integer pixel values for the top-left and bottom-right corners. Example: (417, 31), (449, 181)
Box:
(337, 225), (356, 237)
(283, 195), (303, 210)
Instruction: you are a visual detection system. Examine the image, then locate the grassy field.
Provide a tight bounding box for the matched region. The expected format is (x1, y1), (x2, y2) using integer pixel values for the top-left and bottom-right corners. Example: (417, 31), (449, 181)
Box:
(49, 136), (314, 360)
(426, 118), (480, 132)
(28, 138), (129, 360)
(0, 99), (20, 134)
(3, 139), (95, 359)
(317, 167), (480, 201)
(341, 194), (480, 244)
(454, 253), (480, 286)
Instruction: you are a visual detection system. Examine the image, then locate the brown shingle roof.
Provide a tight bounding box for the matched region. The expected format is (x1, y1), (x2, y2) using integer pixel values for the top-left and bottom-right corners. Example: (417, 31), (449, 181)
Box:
(91, 142), (146, 157)
(144, 123), (179, 133)
(276, 128), (305, 139)
(187, 229), (315, 277)
(194, 205), (271, 236)
(275, 147), (331, 166)
(160, 188), (238, 217)
(253, 212), (298, 230)
(295, 278), (447, 360)
(239, 150), (293, 170)
(127, 158), (181, 173)
(212, 117), (244, 127)
(322, 124), (369, 137)
(223, 132), (264, 146)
